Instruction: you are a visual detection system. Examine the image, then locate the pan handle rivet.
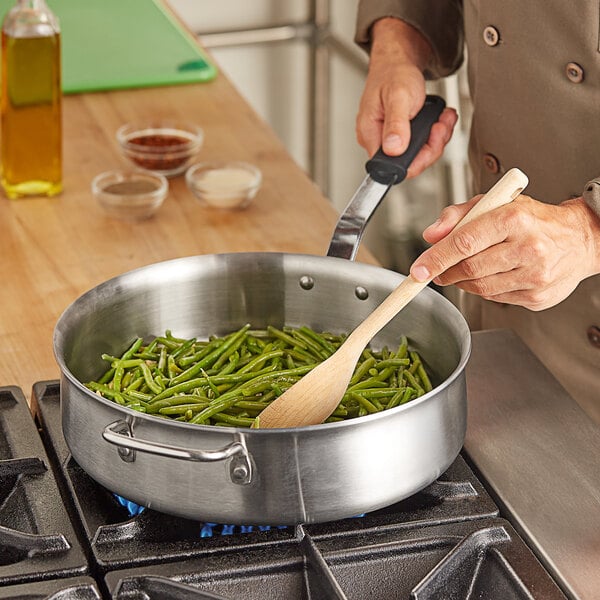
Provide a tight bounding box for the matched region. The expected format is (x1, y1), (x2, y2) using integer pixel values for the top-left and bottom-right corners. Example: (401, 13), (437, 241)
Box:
(232, 465), (248, 480)
(230, 454), (252, 485)
(118, 446), (134, 461)
(355, 286), (369, 300)
(299, 275), (314, 290)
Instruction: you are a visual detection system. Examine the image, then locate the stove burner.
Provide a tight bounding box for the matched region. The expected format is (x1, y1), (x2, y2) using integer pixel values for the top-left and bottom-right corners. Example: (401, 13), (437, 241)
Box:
(200, 523), (289, 537)
(113, 493), (146, 517)
(112, 492), (290, 537)
(0, 380), (564, 599)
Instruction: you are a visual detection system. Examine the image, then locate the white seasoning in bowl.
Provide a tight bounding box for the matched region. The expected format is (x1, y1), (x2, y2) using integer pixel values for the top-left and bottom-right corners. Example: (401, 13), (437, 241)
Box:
(186, 162), (262, 209)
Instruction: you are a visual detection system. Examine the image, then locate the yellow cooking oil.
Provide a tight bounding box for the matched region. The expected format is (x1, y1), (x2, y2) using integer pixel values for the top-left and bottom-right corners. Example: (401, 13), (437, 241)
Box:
(1, 31), (62, 198)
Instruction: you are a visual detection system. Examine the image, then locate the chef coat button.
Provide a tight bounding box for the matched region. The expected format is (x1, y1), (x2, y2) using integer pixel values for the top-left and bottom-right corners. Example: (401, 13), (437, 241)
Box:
(565, 62), (584, 83)
(483, 153), (500, 174)
(587, 326), (600, 348)
(483, 26), (500, 47)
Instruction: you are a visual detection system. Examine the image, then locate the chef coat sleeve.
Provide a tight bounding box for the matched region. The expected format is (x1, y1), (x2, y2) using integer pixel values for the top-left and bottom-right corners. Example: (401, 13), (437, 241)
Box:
(583, 178), (600, 217)
(355, 0), (464, 79)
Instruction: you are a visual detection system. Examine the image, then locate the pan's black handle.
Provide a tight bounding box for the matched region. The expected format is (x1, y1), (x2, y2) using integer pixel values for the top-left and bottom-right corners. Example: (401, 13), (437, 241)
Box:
(365, 94), (446, 185)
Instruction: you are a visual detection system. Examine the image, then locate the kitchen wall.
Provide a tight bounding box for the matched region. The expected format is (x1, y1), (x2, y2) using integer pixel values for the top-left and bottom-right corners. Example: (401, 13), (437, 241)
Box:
(168, 0), (471, 274)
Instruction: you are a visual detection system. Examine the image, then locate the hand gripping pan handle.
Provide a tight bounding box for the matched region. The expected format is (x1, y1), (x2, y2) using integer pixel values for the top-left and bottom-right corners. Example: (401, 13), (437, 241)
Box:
(327, 95), (445, 261)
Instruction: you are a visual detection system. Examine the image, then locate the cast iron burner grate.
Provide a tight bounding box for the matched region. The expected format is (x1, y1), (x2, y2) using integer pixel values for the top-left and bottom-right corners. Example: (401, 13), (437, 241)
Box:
(102, 519), (567, 599)
(0, 576), (102, 599)
(0, 387), (87, 586)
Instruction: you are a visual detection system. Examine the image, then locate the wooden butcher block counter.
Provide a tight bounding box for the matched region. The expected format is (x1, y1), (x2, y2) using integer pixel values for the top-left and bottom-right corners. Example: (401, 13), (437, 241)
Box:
(0, 59), (375, 401)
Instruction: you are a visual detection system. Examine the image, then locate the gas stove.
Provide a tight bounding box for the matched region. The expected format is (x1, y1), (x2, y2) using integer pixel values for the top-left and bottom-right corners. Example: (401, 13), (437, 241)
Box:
(1, 329), (597, 599)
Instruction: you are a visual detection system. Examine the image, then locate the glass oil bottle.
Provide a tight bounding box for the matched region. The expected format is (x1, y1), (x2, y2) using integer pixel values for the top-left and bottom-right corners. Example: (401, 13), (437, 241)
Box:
(1, 0), (62, 198)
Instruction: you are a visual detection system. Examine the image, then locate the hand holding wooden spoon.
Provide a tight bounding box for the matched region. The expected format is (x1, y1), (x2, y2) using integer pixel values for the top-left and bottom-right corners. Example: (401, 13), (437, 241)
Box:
(257, 168), (529, 428)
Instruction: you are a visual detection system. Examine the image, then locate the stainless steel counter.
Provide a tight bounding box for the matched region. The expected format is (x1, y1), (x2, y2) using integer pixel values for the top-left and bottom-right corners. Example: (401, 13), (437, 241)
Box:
(465, 329), (600, 600)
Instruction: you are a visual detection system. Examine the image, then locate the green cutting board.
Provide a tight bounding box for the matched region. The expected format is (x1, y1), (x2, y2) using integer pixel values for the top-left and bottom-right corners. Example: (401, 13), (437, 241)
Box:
(0, 0), (217, 94)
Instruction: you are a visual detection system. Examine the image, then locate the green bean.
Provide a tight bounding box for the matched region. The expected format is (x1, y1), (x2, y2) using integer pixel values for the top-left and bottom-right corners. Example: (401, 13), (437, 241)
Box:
(410, 351), (433, 392)
(201, 369), (220, 398)
(395, 336), (409, 359)
(350, 392), (380, 414)
(170, 325), (250, 385)
(139, 362), (162, 395)
(348, 379), (388, 392)
(298, 326), (337, 355)
(159, 403), (210, 415)
(167, 354), (181, 377)
(145, 395), (209, 413)
(349, 357), (376, 386)
(233, 400), (270, 411)
(267, 326), (307, 349)
(387, 387), (415, 409)
(237, 350), (284, 374)
(125, 376), (144, 392)
(211, 334), (247, 371)
(145, 338), (159, 354)
(178, 339), (220, 367)
(122, 338), (144, 360)
(212, 413), (256, 428)
(373, 358), (411, 370)
(126, 389), (154, 402)
(171, 337), (197, 361)
(402, 370), (425, 396)
(98, 366), (116, 385)
(214, 354), (239, 377)
(86, 381), (125, 405)
(371, 397), (384, 411)
(153, 336), (181, 351)
(134, 351), (159, 360)
(290, 330), (329, 360)
(112, 364), (125, 393)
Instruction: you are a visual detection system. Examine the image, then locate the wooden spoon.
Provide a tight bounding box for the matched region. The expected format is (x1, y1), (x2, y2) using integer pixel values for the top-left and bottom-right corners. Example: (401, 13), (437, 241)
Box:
(257, 168), (529, 428)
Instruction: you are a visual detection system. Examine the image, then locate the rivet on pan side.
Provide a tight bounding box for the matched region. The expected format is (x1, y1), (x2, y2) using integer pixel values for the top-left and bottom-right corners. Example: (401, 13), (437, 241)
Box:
(355, 286), (369, 300)
(299, 275), (314, 290)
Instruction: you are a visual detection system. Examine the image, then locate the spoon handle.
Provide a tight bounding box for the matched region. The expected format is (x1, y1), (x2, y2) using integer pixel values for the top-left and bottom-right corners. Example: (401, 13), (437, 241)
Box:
(345, 168), (529, 350)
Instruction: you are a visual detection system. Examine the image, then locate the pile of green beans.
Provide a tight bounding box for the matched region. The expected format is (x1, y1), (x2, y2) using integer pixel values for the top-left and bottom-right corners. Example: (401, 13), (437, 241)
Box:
(86, 324), (433, 428)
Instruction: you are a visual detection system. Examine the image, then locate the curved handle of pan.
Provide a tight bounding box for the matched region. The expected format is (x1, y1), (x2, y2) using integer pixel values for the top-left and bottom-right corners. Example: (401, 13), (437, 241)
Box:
(327, 95), (446, 261)
(102, 420), (253, 485)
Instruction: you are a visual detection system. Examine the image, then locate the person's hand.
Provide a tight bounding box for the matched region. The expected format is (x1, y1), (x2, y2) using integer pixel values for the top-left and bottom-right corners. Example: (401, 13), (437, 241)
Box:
(409, 194), (600, 311)
(356, 17), (458, 177)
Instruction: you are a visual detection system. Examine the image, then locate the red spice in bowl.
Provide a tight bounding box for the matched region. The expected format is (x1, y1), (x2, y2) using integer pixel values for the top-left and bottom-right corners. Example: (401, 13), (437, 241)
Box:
(116, 122), (204, 177)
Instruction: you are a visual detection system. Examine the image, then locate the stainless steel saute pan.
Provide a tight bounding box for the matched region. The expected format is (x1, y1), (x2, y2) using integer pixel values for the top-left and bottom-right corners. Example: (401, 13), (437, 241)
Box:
(54, 96), (471, 525)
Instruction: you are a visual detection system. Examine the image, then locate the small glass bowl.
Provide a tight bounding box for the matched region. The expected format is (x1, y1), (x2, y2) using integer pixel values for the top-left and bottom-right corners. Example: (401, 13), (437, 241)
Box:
(91, 170), (168, 221)
(116, 120), (204, 177)
(185, 161), (262, 209)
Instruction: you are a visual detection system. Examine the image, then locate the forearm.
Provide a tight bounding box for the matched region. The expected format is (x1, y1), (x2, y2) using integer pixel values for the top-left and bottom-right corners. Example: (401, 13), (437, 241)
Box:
(355, 0), (464, 78)
(369, 18), (433, 73)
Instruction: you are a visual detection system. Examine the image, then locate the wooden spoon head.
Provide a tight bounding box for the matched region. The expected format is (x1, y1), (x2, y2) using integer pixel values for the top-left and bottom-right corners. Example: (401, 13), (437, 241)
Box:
(256, 355), (356, 428)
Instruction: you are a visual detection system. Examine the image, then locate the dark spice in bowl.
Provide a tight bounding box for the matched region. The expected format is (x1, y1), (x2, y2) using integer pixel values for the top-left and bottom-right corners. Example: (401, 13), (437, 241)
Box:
(91, 169), (168, 221)
(103, 179), (160, 195)
(116, 122), (204, 177)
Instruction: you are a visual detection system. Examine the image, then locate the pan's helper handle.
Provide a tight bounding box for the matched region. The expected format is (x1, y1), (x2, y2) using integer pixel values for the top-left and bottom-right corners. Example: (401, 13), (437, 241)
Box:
(102, 420), (253, 485)
(327, 95), (446, 261)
